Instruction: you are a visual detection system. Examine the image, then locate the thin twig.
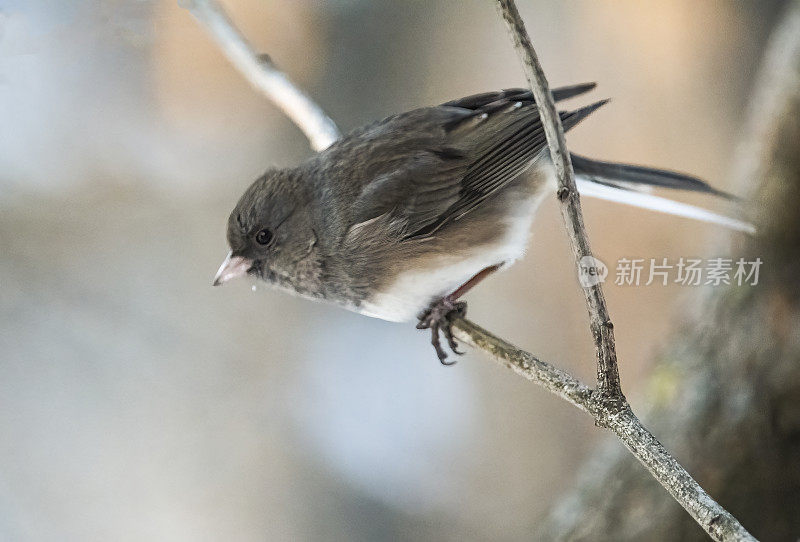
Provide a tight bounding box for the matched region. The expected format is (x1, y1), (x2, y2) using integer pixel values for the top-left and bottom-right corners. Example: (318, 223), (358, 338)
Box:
(495, 0), (621, 398)
(187, 2), (756, 540)
(183, 0), (340, 151)
(450, 319), (595, 413)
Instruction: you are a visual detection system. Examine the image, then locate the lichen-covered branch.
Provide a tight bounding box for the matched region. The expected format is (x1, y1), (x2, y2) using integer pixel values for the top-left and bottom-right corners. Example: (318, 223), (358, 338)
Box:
(184, 0), (340, 151)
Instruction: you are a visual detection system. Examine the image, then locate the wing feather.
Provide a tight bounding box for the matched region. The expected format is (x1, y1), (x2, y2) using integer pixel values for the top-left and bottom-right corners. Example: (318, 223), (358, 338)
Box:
(341, 85), (605, 239)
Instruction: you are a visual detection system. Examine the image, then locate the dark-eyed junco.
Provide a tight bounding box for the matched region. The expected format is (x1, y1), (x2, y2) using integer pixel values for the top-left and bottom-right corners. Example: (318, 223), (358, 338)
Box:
(213, 84), (748, 363)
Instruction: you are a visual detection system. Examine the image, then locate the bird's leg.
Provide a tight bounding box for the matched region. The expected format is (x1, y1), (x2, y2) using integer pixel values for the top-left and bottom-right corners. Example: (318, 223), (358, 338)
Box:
(417, 264), (501, 365)
(417, 297), (467, 364)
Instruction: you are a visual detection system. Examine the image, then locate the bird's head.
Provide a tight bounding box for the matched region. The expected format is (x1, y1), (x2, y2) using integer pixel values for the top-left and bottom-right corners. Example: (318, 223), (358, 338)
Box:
(213, 169), (317, 287)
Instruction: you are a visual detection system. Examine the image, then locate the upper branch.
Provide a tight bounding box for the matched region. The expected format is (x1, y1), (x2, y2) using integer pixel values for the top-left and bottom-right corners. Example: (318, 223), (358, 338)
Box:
(494, 0), (621, 398)
(184, 0), (340, 152)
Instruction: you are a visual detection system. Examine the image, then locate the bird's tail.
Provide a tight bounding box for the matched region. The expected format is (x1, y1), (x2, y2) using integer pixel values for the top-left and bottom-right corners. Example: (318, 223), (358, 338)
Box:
(570, 153), (754, 234)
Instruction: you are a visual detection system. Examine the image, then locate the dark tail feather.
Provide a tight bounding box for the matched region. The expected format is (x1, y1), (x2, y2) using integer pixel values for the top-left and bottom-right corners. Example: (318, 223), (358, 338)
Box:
(562, 100), (609, 131)
(551, 82), (597, 102)
(570, 153), (735, 200)
(442, 83), (596, 111)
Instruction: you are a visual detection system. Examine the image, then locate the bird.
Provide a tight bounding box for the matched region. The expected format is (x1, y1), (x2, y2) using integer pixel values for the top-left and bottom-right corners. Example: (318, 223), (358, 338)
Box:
(213, 83), (752, 363)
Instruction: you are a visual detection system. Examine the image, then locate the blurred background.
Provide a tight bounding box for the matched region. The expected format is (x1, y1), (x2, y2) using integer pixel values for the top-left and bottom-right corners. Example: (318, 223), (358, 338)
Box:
(0, 1), (786, 540)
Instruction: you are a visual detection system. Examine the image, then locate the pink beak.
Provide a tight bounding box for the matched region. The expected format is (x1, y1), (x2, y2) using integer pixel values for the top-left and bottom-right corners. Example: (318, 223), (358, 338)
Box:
(213, 252), (253, 286)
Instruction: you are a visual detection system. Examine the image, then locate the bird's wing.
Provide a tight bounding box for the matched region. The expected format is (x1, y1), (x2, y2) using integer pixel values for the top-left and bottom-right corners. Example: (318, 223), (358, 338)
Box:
(422, 99), (605, 237)
(343, 86), (604, 239)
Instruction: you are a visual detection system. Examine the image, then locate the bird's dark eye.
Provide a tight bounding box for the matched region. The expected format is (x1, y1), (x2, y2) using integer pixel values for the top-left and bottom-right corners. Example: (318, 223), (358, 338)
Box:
(255, 228), (273, 246)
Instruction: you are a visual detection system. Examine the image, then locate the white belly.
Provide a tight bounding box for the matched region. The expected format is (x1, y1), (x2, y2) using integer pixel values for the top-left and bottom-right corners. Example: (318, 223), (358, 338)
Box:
(357, 188), (548, 322)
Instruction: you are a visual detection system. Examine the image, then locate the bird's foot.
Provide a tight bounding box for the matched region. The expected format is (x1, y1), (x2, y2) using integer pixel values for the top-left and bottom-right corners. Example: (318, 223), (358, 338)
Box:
(416, 298), (467, 365)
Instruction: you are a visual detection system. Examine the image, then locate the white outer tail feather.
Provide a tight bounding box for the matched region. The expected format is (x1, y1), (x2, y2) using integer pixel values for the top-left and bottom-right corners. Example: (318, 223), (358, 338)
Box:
(575, 178), (756, 234)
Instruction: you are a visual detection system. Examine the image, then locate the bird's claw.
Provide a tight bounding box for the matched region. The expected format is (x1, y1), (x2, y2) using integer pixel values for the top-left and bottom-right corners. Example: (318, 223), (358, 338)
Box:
(416, 299), (467, 365)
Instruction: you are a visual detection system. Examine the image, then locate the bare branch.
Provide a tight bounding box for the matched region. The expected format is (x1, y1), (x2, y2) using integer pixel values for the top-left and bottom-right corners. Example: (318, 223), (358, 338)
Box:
(494, 0), (620, 397)
(183, 0), (340, 151)
(451, 319), (755, 542)
(450, 319), (594, 413)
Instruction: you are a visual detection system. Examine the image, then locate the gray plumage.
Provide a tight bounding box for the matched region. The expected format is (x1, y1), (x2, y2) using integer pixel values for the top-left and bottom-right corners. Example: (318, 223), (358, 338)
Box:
(219, 84), (733, 323)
